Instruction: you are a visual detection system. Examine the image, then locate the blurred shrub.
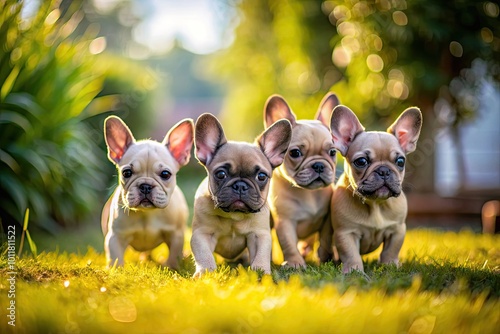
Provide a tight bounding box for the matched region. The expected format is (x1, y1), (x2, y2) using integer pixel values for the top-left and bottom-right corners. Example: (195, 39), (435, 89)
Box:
(0, 0), (155, 232)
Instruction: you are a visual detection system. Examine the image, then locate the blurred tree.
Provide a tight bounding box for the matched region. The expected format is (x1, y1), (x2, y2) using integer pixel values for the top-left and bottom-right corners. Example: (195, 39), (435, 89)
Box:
(210, 0), (500, 193)
(209, 0), (336, 141)
(59, 0), (159, 139)
(324, 0), (500, 192)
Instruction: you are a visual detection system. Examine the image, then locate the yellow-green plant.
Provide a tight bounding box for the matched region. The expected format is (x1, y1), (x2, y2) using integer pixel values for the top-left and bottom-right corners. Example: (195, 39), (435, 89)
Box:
(17, 209), (37, 257)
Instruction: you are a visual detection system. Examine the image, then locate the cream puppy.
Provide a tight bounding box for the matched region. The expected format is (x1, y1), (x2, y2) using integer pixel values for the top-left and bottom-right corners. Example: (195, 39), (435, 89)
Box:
(101, 116), (193, 269)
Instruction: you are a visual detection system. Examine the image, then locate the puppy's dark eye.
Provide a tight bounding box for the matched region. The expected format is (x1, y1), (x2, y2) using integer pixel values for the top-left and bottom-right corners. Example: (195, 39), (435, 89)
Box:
(289, 149), (302, 158)
(256, 172), (268, 182)
(160, 170), (172, 180)
(395, 157), (405, 168)
(215, 170), (227, 180)
(353, 157), (369, 168)
(329, 149), (336, 157)
(122, 168), (132, 178)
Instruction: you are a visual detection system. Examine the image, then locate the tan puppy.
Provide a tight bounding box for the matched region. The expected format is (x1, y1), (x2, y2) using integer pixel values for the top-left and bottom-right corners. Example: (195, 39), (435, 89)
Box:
(330, 106), (422, 273)
(101, 116), (193, 269)
(264, 93), (340, 268)
(191, 113), (292, 277)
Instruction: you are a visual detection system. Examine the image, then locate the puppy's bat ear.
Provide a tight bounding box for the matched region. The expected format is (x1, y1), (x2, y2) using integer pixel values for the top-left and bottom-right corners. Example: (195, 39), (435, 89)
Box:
(104, 116), (135, 163)
(315, 92), (340, 127)
(387, 107), (422, 154)
(163, 119), (194, 167)
(329, 105), (364, 156)
(195, 113), (227, 166)
(258, 119), (292, 169)
(264, 95), (297, 128)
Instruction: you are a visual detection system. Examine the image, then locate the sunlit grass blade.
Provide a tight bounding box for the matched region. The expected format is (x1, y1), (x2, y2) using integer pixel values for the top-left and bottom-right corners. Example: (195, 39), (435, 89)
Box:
(25, 229), (38, 257)
(17, 208), (29, 257)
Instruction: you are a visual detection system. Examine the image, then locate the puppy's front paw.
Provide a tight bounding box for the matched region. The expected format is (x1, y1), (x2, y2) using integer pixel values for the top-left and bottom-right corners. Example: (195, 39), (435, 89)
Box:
(162, 260), (180, 272)
(192, 270), (204, 279)
(192, 266), (215, 278)
(342, 263), (364, 274)
(380, 256), (399, 265)
(250, 265), (271, 275)
(281, 257), (307, 269)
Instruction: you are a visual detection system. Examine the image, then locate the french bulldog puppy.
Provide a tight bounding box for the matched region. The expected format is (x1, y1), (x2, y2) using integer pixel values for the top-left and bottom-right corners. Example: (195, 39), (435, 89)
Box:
(330, 106), (422, 273)
(101, 116), (193, 269)
(191, 113), (292, 277)
(264, 93), (340, 268)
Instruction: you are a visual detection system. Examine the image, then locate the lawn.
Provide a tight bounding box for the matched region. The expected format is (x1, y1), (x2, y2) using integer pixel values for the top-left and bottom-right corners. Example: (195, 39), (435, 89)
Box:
(1, 228), (499, 333)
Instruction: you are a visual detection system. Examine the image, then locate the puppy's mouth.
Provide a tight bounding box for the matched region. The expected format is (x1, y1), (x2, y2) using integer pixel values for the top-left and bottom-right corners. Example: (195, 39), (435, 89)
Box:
(139, 198), (155, 208)
(292, 165), (334, 189)
(219, 200), (260, 214)
(357, 183), (401, 200)
(305, 177), (329, 189)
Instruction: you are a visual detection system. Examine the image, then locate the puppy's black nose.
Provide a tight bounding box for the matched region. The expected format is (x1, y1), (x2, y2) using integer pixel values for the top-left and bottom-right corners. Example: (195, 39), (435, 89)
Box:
(375, 166), (391, 180)
(312, 162), (325, 174)
(232, 181), (249, 193)
(139, 184), (153, 194)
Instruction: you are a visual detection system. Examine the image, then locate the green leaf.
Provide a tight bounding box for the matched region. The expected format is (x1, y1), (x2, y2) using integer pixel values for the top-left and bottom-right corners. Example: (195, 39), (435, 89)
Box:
(4, 92), (44, 120)
(0, 172), (27, 216)
(0, 111), (32, 133)
(0, 64), (20, 100)
(8, 146), (50, 181)
(81, 94), (121, 118)
(0, 148), (20, 172)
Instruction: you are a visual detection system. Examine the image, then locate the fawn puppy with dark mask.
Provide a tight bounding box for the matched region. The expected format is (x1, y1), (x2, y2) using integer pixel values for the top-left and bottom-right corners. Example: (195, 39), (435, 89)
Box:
(329, 106), (422, 273)
(264, 93), (339, 268)
(191, 113), (292, 277)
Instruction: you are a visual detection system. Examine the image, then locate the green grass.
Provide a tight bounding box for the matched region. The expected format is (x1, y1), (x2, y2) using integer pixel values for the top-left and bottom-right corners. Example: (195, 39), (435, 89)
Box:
(1, 229), (499, 333)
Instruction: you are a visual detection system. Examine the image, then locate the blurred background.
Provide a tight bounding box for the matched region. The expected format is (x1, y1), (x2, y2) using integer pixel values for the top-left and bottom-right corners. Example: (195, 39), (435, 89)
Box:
(1, 0), (499, 252)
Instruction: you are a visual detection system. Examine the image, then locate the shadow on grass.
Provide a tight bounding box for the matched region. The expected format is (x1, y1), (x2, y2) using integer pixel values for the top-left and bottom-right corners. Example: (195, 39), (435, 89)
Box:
(268, 259), (499, 299)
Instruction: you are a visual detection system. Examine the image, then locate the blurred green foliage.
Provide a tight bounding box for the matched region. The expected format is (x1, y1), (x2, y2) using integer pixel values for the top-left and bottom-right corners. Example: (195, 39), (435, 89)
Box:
(210, 0), (499, 134)
(209, 0), (499, 193)
(0, 0), (156, 232)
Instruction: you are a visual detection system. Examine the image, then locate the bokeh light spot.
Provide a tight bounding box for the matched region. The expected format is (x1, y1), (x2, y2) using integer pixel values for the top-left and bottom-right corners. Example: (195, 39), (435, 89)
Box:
(369, 73), (386, 88)
(298, 71), (320, 94)
(89, 37), (107, 55)
(484, 2), (499, 17)
(342, 36), (360, 53)
(332, 46), (351, 67)
(44, 9), (60, 26)
(366, 54), (384, 72)
(337, 21), (357, 37)
(449, 41), (463, 57)
(387, 79), (408, 99)
(369, 34), (383, 51)
(481, 28), (493, 43)
(109, 297), (137, 323)
(392, 11), (408, 26)
(333, 5), (351, 21)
